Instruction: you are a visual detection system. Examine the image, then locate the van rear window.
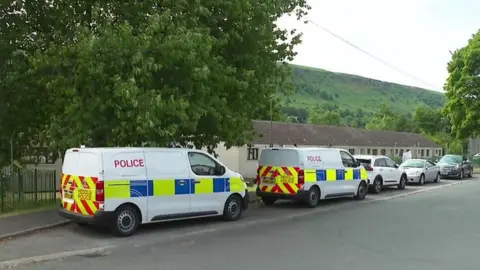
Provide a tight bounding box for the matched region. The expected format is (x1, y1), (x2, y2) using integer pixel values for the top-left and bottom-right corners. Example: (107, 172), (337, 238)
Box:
(259, 149), (300, 166)
(63, 151), (100, 176)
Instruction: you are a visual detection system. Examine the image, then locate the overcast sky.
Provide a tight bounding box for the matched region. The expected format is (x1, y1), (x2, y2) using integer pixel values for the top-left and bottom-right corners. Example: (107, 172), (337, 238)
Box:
(278, 0), (480, 92)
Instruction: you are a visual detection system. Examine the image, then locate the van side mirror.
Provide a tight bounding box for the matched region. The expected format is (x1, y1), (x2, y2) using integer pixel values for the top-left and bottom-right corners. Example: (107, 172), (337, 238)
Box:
(216, 165), (226, 175)
(354, 160), (360, 167)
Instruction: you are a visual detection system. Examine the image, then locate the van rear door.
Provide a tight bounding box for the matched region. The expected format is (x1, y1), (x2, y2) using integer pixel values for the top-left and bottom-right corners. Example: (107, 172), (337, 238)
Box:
(61, 149), (102, 216)
(258, 149), (300, 194)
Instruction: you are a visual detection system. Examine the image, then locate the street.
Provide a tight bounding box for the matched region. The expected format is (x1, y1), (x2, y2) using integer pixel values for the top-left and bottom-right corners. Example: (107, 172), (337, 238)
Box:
(2, 178), (479, 270)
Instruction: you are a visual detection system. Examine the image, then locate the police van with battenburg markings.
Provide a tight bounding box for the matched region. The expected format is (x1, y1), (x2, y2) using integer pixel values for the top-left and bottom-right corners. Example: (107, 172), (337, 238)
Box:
(58, 147), (249, 237)
(256, 147), (369, 207)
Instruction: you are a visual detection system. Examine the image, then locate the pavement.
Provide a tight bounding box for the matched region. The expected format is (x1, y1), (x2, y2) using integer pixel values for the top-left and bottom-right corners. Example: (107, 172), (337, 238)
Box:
(0, 209), (69, 241)
(0, 178), (477, 269)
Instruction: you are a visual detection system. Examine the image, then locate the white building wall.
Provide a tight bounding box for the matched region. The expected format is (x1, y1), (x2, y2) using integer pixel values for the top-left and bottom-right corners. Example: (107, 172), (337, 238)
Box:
(202, 143), (240, 173)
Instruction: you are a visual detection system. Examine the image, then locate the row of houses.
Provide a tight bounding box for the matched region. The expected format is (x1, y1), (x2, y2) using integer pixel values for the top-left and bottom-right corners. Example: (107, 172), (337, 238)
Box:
(30, 120), (442, 185)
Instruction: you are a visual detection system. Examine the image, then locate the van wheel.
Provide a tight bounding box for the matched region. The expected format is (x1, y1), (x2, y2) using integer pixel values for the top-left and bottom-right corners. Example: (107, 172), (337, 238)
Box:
(223, 195), (243, 221)
(261, 196), (277, 206)
(111, 205), (139, 237)
(76, 222), (88, 227)
(306, 186), (320, 208)
(354, 182), (367, 200)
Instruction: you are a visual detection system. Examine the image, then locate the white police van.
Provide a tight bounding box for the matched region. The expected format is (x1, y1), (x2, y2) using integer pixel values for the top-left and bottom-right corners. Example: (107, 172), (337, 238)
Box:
(58, 147), (249, 236)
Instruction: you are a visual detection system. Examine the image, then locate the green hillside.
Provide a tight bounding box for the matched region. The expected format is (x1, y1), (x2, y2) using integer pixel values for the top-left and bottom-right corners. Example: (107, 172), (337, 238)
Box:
(283, 65), (445, 115)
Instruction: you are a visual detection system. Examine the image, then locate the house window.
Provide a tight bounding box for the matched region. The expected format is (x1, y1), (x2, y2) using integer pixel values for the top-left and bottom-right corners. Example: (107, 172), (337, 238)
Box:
(247, 147), (259, 160)
(426, 150), (430, 157)
(421, 149), (425, 157)
(400, 149), (404, 155)
(395, 149), (399, 155)
(372, 149), (378, 155)
(348, 149), (355, 155)
(367, 149), (371, 154)
(380, 149), (386, 155)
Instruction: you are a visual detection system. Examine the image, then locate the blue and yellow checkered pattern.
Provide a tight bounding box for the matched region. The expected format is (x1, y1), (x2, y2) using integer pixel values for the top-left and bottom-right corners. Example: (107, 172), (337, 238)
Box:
(303, 168), (368, 182)
(105, 177), (244, 199)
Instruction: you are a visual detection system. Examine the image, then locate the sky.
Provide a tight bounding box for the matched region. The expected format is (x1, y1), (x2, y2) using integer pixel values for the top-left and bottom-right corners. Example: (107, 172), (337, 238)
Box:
(278, 0), (480, 92)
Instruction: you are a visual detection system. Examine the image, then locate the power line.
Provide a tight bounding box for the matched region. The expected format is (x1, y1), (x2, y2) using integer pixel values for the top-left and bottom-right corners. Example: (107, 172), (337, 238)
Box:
(307, 19), (442, 91)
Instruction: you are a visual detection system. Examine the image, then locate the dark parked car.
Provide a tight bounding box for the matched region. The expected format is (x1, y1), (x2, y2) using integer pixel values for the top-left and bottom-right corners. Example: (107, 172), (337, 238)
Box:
(438, 154), (473, 179)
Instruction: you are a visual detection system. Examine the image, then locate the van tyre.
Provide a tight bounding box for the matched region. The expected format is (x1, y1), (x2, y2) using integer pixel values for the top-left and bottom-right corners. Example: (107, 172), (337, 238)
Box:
(354, 182), (367, 200)
(261, 196), (277, 206)
(305, 186), (320, 208)
(76, 222), (88, 227)
(111, 205), (139, 237)
(398, 174), (407, 190)
(223, 195), (243, 221)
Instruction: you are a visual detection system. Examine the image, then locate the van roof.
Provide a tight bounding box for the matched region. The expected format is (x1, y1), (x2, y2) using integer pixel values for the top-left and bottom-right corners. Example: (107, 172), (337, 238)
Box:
(67, 147), (206, 154)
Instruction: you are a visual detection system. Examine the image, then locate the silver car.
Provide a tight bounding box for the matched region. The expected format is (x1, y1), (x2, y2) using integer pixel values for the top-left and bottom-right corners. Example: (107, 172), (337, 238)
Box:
(399, 159), (440, 185)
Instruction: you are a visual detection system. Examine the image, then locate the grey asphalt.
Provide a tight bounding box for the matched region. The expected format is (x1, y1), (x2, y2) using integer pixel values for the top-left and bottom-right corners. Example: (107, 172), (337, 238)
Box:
(0, 209), (67, 239)
(7, 178), (480, 270)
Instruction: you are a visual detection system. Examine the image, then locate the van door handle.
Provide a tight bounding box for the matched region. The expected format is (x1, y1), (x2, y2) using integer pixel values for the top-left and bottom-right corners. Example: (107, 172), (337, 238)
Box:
(194, 180), (201, 184)
(178, 180), (186, 185)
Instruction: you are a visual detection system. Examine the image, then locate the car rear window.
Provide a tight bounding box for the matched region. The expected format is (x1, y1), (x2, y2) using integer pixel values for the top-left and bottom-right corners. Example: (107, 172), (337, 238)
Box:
(259, 149), (300, 166)
(357, 159), (371, 168)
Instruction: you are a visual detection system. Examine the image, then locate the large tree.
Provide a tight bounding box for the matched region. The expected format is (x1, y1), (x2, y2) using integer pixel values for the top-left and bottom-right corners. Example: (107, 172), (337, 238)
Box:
(1, 0), (310, 159)
(444, 30), (480, 139)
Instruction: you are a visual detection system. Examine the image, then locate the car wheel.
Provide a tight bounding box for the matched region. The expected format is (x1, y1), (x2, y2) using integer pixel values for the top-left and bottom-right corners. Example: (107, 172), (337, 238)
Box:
(223, 195), (243, 221)
(419, 174), (425, 185)
(305, 186), (320, 208)
(354, 182), (367, 200)
(397, 174), (406, 190)
(111, 205), (140, 237)
(371, 178), (382, 194)
(459, 169), (464, 180)
(434, 173), (440, 183)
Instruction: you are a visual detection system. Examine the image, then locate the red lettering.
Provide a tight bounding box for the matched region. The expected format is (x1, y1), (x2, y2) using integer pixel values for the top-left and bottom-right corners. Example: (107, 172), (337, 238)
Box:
(307, 156), (321, 162)
(113, 159), (145, 168)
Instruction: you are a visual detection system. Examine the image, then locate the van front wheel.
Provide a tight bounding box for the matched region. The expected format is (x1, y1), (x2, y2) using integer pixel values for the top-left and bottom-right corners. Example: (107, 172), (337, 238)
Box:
(354, 182), (367, 200)
(223, 195), (243, 221)
(111, 205), (139, 237)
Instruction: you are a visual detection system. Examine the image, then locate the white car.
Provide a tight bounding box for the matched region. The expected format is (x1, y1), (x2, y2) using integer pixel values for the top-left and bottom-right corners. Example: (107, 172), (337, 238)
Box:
(399, 159), (440, 185)
(353, 155), (407, 194)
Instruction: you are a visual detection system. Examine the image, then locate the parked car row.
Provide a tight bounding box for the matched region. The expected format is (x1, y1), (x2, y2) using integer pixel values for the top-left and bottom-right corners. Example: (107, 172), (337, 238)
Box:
(58, 147), (474, 237)
(256, 149), (474, 209)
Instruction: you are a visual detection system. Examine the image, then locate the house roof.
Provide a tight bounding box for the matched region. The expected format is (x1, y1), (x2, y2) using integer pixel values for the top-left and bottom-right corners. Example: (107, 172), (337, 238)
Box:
(251, 120), (440, 148)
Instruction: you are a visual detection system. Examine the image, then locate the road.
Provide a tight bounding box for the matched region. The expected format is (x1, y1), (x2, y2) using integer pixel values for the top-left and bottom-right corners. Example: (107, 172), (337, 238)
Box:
(3, 178), (479, 270)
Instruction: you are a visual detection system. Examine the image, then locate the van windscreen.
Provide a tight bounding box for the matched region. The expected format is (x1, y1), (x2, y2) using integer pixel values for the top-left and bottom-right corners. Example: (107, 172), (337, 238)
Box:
(259, 149), (300, 166)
